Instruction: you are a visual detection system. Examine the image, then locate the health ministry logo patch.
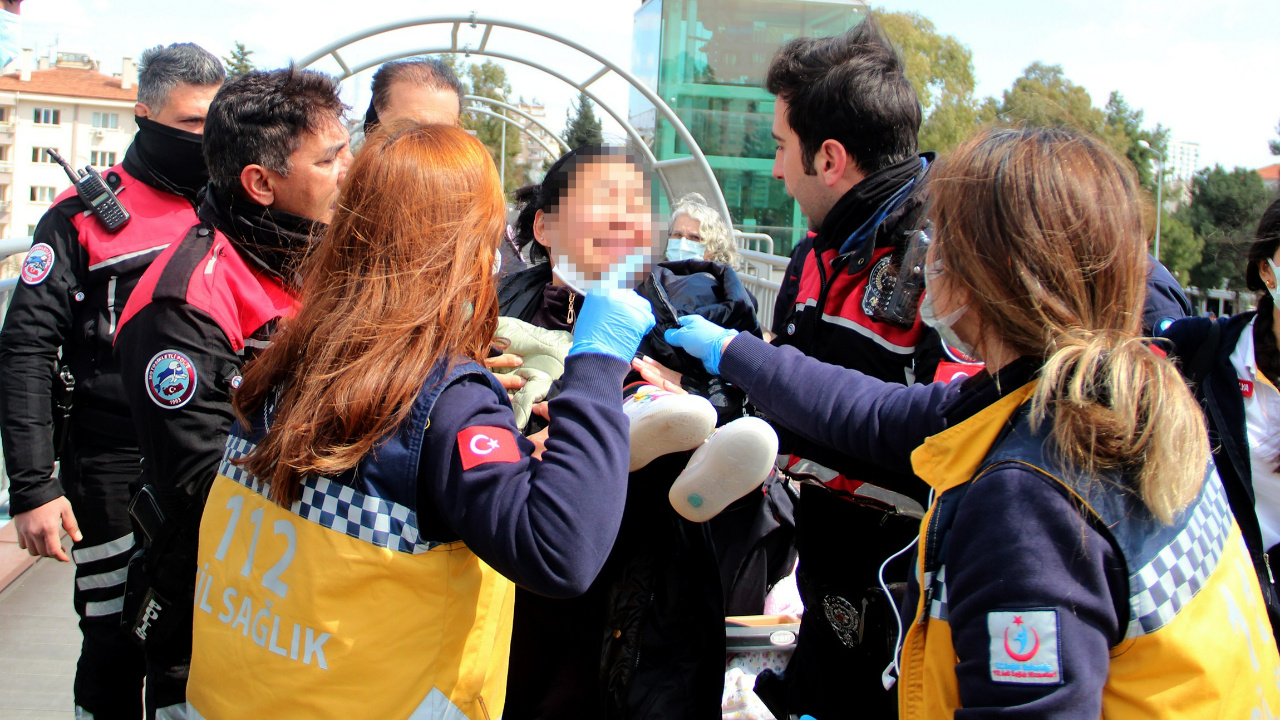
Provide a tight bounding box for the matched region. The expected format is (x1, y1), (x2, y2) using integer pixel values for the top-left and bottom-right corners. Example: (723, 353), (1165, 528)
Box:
(145, 350), (198, 409)
(988, 609), (1062, 685)
(20, 243), (55, 285)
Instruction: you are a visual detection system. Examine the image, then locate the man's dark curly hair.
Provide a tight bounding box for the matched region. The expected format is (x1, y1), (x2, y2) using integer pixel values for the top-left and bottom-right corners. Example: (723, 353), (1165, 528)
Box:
(765, 13), (921, 176)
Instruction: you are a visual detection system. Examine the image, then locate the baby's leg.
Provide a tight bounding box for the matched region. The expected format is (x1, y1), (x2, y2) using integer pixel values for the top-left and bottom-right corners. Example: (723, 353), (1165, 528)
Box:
(623, 384), (717, 472)
(668, 417), (780, 523)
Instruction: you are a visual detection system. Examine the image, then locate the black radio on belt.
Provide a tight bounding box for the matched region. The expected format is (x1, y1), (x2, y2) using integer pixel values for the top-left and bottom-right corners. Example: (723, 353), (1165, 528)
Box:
(47, 149), (130, 232)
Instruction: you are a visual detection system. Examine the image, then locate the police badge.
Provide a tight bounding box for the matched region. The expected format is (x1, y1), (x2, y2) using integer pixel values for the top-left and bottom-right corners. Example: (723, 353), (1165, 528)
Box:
(823, 594), (861, 649)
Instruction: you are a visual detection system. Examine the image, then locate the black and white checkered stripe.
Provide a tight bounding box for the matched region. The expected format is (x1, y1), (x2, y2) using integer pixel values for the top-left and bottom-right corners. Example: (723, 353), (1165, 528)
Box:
(928, 565), (949, 622)
(221, 435), (436, 555)
(1125, 474), (1231, 638)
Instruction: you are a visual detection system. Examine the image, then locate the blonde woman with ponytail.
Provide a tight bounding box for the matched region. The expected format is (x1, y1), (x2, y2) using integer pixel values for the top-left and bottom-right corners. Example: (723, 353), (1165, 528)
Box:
(647, 126), (1280, 716)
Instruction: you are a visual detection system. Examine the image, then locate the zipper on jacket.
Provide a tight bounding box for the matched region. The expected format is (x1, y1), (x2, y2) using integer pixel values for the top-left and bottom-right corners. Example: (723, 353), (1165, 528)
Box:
(566, 291), (576, 326)
(630, 590), (655, 676)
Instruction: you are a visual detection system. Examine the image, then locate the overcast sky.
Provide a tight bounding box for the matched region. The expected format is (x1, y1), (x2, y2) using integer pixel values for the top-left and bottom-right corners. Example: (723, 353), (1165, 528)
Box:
(17, 0), (1280, 171)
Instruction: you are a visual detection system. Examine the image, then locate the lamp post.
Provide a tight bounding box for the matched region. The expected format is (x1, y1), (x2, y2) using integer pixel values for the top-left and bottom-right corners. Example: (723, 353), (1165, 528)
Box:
(1138, 140), (1165, 263)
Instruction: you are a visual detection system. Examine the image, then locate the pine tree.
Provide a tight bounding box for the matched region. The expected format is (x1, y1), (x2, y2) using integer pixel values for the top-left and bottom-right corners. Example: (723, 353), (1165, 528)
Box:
(562, 92), (602, 149)
(223, 43), (255, 79)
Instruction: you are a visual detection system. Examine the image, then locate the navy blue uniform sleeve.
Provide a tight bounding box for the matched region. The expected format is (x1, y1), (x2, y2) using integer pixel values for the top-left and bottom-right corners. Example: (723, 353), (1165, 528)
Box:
(719, 332), (954, 474)
(947, 467), (1120, 718)
(1144, 256), (1192, 334)
(0, 204), (84, 514)
(420, 353), (630, 598)
(116, 300), (240, 517)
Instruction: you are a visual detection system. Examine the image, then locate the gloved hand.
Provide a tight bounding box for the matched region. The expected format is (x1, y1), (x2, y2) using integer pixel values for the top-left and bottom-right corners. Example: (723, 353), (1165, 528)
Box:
(568, 290), (656, 362)
(663, 314), (738, 375)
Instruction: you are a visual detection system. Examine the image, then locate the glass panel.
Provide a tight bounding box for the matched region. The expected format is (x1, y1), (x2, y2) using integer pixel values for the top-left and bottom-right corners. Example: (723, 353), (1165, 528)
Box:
(632, 0), (865, 249)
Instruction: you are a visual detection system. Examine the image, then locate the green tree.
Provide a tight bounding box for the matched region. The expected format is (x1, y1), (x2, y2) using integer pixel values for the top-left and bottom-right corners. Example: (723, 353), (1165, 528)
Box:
(1104, 92), (1170, 194)
(223, 42), (255, 79)
(1156, 212), (1203, 286)
(1177, 166), (1270, 290)
(981, 62), (1128, 156)
(1270, 118), (1279, 156)
(562, 91), (603, 149)
(876, 8), (979, 155)
(460, 59), (523, 195)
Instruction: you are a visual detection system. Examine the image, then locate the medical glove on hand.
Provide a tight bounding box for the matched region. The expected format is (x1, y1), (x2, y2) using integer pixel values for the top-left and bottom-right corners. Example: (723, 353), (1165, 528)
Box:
(568, 290), (656, 362)
(663, 314), (738, 375)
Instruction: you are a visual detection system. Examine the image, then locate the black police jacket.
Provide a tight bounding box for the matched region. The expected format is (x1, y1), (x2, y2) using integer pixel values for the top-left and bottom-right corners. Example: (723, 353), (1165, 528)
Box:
(0, 144), (199, 514)
(1159, 311), (1280, 646)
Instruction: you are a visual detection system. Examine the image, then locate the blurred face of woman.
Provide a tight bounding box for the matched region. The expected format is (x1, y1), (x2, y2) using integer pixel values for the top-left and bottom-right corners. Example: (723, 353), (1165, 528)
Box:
(536, 158), (652, 287)
(665, 213), (707, 261)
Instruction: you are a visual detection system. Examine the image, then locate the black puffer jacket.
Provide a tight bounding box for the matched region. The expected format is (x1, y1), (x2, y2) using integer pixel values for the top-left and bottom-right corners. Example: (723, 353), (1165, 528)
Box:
(635, 260), (760, 426)
(503, 259), (784, 720)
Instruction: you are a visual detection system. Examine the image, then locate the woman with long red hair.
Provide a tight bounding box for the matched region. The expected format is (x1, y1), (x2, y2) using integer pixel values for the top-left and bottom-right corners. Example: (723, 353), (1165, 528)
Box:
(182, 122), (654, 720)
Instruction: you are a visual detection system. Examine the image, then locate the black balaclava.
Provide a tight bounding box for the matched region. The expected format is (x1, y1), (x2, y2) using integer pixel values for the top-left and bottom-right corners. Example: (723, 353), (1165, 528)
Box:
(131, 116), (209, 201)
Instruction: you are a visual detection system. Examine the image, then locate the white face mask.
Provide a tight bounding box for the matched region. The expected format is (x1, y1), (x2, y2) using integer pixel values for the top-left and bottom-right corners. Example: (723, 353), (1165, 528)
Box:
(665, 238), (705, 262)
(552, 251), (651, 295)
(919, 289), (979, 362)
(1268, 259), (1280, 306)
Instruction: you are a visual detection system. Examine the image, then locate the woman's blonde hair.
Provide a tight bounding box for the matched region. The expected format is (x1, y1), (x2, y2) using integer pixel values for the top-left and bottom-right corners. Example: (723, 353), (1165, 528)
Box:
(929, 126), (1208, 524)
(670, 192), (738, 266)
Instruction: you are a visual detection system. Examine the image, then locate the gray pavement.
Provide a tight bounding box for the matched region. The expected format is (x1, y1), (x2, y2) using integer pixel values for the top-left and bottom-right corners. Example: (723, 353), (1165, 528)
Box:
(0, 556), (78, 719)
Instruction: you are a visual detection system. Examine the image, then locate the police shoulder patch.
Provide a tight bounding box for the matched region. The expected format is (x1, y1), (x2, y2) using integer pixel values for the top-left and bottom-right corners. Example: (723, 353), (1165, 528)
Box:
(145, 350), (198, 409)
(861, 254), (896, 317)
(20, 243), (55, 285)
(987, 609), (1062, 685)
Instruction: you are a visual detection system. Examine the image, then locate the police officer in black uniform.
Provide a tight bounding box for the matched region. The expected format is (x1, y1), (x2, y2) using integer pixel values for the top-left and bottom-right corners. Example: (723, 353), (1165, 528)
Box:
(0, 43), (223, 719)
(114, 67), (350, 719)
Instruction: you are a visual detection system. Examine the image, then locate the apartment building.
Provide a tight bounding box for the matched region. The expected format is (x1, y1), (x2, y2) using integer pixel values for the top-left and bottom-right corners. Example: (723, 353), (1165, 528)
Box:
(1166, 140), (1201, 207)
(513, 99), (558, 182)
(0, 50), (138, 244)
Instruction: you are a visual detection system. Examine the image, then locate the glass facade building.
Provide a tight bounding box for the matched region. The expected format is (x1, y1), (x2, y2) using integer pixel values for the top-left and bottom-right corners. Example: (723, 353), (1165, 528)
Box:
(631, 0), (866, 256)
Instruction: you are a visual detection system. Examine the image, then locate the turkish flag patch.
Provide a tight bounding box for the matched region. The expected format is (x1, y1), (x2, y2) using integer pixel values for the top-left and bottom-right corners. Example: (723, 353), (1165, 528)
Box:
(457, 426), (521, 470)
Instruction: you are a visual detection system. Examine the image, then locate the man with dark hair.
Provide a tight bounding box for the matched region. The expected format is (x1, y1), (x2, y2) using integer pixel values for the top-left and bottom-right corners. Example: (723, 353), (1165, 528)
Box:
(363, 56), (464, 131)
(113, 66), (350, 717)
(0, 41), (223, 719)
(754, 13), (1191, 719)
(754, 14), (940, 719)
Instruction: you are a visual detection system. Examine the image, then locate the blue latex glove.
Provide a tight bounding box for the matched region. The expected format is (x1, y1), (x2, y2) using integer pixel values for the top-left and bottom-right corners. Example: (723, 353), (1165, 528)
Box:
(568, 290), (656, 361)
(663, 314), (738, 375)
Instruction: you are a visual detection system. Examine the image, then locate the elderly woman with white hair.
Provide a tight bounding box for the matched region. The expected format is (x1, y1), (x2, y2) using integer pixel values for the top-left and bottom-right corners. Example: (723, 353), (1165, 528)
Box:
(666, 192), (740, 266)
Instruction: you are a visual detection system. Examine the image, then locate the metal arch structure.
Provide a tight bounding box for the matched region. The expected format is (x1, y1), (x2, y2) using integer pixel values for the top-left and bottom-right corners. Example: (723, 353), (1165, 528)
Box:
(465, 106), (561, 159)
(463, 94), (569, 156)
(296, 14), (733, 225)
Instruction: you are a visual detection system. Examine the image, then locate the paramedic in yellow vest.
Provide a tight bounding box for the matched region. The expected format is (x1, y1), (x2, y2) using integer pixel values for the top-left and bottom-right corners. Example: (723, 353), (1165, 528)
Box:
(184, 122), (655, 719)
(656, 126), (1280, 716)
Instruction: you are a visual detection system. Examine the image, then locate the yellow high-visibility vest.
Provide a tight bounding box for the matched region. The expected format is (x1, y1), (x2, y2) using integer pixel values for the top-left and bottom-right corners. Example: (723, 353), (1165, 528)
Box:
(187, 434), (515, 719)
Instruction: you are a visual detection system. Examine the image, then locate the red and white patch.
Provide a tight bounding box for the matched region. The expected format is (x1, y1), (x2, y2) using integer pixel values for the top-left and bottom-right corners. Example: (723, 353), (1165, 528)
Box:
(988, 610), (1061, 685)
(457, 426), (520, 470)
(935, 361), (983, 384)
(1241, 379), (1255, 398)
(20, 243), (55, 285)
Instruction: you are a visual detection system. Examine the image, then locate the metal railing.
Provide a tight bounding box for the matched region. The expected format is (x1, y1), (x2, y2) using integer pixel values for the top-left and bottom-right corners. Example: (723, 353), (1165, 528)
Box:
(732, 240), (788, 330)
